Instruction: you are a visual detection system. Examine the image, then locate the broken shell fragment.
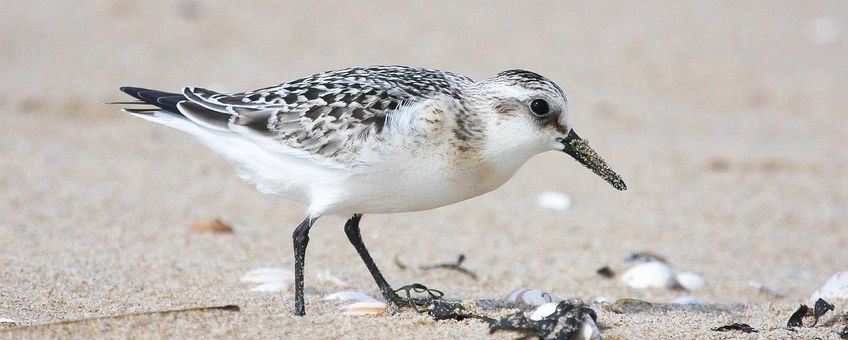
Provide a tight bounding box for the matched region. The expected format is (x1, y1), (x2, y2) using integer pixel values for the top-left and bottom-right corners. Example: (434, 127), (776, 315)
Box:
(506, 288), (561, 306)
(671, 296), (701, 305)
(621, 261), (677, 289)
(336, 301), (388, 316)
(577, 314), (602, 340)
(240, 267), (293, 292)
(535, 191), (571, 210)
(809, 271), (848, 303)
(676, 272), (706, 290)
(529, 302), (558, 321)
(324, 291), (378, 302)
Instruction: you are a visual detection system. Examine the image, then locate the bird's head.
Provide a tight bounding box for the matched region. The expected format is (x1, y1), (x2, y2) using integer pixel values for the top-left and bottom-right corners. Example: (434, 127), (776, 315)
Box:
(476, 70), (627, 191)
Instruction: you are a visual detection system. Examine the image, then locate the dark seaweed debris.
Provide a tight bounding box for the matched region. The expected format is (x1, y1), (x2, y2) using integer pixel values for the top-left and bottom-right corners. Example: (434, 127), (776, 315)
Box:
(787, 304), (809, 328)
(394, 254), (478, 279)
(711, 323), (758, 333)
(838, 325), (848, 339)
(811, 298), (834, 326)
(786, 298), (835, 328)
(419, 254), (478, 280)
(489, 301), (598, 340)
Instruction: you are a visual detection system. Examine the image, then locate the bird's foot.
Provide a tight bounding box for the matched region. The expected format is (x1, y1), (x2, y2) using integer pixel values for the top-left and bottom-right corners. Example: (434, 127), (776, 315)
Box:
(382, 283), (444, 313)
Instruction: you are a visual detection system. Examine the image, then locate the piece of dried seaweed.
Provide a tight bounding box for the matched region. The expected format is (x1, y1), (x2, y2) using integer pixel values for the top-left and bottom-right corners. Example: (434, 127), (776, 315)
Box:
(418, 254), (478, 280)
(811, 298), (834, 326)
(787, 304), (809, 328)
(395, 254), (478, 280)
(393, 283), (445, 313)
(711, 323), (758, 333)
(489, 301), (598, 339)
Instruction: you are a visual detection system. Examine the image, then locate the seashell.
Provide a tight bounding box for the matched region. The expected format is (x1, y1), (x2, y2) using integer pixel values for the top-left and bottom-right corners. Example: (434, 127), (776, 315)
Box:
(676, 272), (706, 290)
(241, 267), (293, 292)
(249, 283), (288, 293)
(620, 261), (677, 289)
(506, 288), (560, 306)
(577, 314), (602, 340)
(529, 302), (558, 321)
(315, 270), (349, 287)
(809, 271), (848, 303)
(190, 217), (233, 233)
(336, 301), (387, 316)
(623, 252), (667, 264)
(535, 191), (571, 210)
(324, 291), (377, 302)
(592, 296), (609, 304)
(671, 296), (701, 304)
(0, 318), (16, 324)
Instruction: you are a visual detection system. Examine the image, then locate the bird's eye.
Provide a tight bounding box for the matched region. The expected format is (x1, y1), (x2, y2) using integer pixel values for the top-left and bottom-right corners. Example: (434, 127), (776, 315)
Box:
(530, 99), (550, 116)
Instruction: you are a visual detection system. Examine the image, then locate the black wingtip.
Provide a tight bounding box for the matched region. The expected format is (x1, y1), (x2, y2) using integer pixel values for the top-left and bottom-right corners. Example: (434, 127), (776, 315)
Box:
(119, 86), (185, 113)
(120, 86), (147, 100)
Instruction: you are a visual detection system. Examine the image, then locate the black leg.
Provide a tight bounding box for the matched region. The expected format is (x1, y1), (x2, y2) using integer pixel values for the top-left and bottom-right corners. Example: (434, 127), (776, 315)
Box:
(343, 214), (401, 303)
(292, 216), (316, 316)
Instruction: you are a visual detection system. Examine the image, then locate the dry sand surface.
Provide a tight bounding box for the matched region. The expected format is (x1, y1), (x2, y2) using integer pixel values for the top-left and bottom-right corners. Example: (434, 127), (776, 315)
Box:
(2, 1), (848, 339)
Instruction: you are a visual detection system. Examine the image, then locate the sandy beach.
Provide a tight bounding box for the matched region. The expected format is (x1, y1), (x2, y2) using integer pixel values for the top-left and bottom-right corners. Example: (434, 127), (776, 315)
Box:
(2, 1), (847, 338)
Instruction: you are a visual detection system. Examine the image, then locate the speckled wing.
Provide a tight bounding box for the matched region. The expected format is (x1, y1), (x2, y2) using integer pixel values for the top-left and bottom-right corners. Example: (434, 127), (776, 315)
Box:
(179, 66), (472, 167)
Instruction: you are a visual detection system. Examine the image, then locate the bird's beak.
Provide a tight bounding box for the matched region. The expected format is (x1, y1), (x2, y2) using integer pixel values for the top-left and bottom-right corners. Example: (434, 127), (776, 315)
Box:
(559, 129), (627, 191)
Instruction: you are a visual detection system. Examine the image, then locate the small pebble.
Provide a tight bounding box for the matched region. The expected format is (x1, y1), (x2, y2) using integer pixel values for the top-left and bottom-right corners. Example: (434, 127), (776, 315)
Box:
(336, 301), (387, 315)
(506, 288), (560, 306)
(535, 191), (571, 210)
(809, 271), (848, 303)
(676, 272), (706, 290)
(324, 291), (378, 302)
(621, 261), (677, 289)
(190, 217), (233, 233)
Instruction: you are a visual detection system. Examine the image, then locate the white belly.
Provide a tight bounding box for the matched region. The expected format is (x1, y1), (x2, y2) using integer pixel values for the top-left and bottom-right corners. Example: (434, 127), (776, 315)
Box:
(305, 142), (530, 216)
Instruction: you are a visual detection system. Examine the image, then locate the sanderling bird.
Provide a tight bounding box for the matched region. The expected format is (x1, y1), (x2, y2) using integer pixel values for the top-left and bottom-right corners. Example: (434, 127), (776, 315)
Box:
(116, 65), (626, 316)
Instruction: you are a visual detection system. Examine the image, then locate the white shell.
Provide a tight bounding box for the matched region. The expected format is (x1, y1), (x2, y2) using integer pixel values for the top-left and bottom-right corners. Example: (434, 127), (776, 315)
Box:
(506, 288), (560, 306)
(0, 318), (16, 324)
(336, 301), (387, 316)
(576, 314), (602, 340)
(324, 291), (378, 302)
(671, 296), (701, 304)
(621, 261), (677, 289)
(535, 191), (571, 210)
(248, 283), (287, 292)
(809, 271), (848, 303)
(676, 272), (706, 290)
(592, 296), (609, 304)
(241, 267), (293, 292)
(529, 302), (558, 321)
